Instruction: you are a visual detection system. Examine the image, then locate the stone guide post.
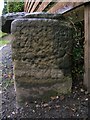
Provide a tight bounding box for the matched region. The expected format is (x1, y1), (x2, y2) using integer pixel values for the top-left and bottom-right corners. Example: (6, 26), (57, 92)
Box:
(11, 13), (73, 105)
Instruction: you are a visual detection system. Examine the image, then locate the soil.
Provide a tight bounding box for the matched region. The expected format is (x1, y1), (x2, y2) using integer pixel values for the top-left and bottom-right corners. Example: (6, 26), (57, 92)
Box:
(1, 43), (89, 119)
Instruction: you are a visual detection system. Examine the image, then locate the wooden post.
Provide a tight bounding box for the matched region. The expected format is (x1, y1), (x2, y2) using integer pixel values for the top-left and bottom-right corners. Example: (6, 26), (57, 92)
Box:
(84, 2), (90, 92)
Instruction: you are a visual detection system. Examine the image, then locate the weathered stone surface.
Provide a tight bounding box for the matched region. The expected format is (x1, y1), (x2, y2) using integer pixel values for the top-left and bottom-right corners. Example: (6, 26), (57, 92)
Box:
(1, 12), (65, 33)
(1, 12), (27, 33)
(16, 78), (72, 104)
(24, 12), (65, 20)
(11, 13), (73, 105)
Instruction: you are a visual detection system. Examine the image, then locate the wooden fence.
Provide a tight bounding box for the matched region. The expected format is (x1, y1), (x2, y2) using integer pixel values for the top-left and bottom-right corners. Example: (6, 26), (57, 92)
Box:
(24, 1), (84, 14)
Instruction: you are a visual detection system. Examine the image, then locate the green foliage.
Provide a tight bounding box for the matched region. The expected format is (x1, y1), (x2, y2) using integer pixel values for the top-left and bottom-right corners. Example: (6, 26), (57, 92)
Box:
(7, 1), (24, 13)
(2, 1), (8, 14)
(0, 40), (10, 46)
(2, 79), (14, 89)
(0, 31), (7, 37)
(72, 21), (84, 85)
(2, 0), (24, 14)
(0, 31), (10, 46)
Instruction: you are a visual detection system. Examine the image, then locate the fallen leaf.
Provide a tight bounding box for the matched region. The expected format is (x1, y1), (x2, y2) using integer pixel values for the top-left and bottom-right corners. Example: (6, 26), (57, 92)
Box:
(85, 91), (88, 95)
(77, 114), (79, 117)
(34, 101), (37, 104)
(55, 105), (60, 108)
(77, 97), (80, 100)
(71, 108), (76, 112)
(51, 96), (56, 100)
(43, 103), (48, 107)
(32, 110), (35, 113)
(85, 98), (88, 101)
(81, 89), (84, 92)
(48, 106), (51, 111)
(60, 95), (64, 100)
(8, 74), (11, 78)
(36, 104), (40, 108)
(56, 96), (59, 99)
(12, 111), (15, 115)
(7, 115), (10, 118)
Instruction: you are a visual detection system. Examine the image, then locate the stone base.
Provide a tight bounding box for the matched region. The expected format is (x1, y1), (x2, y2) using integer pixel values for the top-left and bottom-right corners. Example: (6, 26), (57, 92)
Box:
(14, 60), (72, 106)
(15, 77), (72, 105)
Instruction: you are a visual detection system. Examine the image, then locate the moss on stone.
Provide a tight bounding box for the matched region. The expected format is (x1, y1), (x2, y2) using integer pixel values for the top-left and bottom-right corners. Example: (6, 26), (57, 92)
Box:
(15, 76), (71, 88)
(40, 90), (58, 101)
(55, 76), (72, 94)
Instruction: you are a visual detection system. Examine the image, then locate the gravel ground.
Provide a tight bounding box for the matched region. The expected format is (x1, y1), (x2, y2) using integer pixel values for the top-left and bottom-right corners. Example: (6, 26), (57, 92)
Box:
(1, 44), (89, 119)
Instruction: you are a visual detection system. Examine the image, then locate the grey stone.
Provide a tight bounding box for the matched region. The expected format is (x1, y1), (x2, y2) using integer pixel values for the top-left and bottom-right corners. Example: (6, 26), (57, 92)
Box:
(1, 12), (28, 33)
(11, 12), (73, 105)
(24, 12), (65, 20)
(1, 12), (66, 33)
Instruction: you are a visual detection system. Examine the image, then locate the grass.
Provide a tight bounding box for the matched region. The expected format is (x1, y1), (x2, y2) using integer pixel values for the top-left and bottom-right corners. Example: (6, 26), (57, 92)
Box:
(0, 40), (10, 46)
(0, 31), (10, 46)
(0, 31), (7, 38)
(2, 79), (14, 89)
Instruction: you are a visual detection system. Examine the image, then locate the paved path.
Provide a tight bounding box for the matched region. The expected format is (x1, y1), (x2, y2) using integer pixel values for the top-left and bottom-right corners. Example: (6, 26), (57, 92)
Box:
(0, 45), (7, 51)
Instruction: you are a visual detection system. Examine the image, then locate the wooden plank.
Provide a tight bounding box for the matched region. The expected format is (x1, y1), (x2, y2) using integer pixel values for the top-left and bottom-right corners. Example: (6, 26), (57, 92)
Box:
(24, 0), (29, 12)
(30, 1), (41, 12)
(36, 1), (52, 12)
(24, 0), (27, 12)
(25, 0), (31, 12)
(48, 2), (72, 13)
(63, 6), (84, 23)
(24, 0), (26, 12)
(48, 2), (83, 13)
(26, 0), (31, 12)
(24, 1), (85, 13)
(84, 2), (90, 92)
(28, 0), (35, 12)
(27, 0), (32, 12)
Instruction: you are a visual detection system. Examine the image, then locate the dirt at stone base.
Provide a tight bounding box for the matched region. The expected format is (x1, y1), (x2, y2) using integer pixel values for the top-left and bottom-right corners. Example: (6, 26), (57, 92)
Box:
(1, 44), (89, 119)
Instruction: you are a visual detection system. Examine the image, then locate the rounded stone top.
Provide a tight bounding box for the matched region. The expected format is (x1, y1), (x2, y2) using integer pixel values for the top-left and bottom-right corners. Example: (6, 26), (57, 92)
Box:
(24, 12), (65, 20)
(1, 12), (67, 33)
